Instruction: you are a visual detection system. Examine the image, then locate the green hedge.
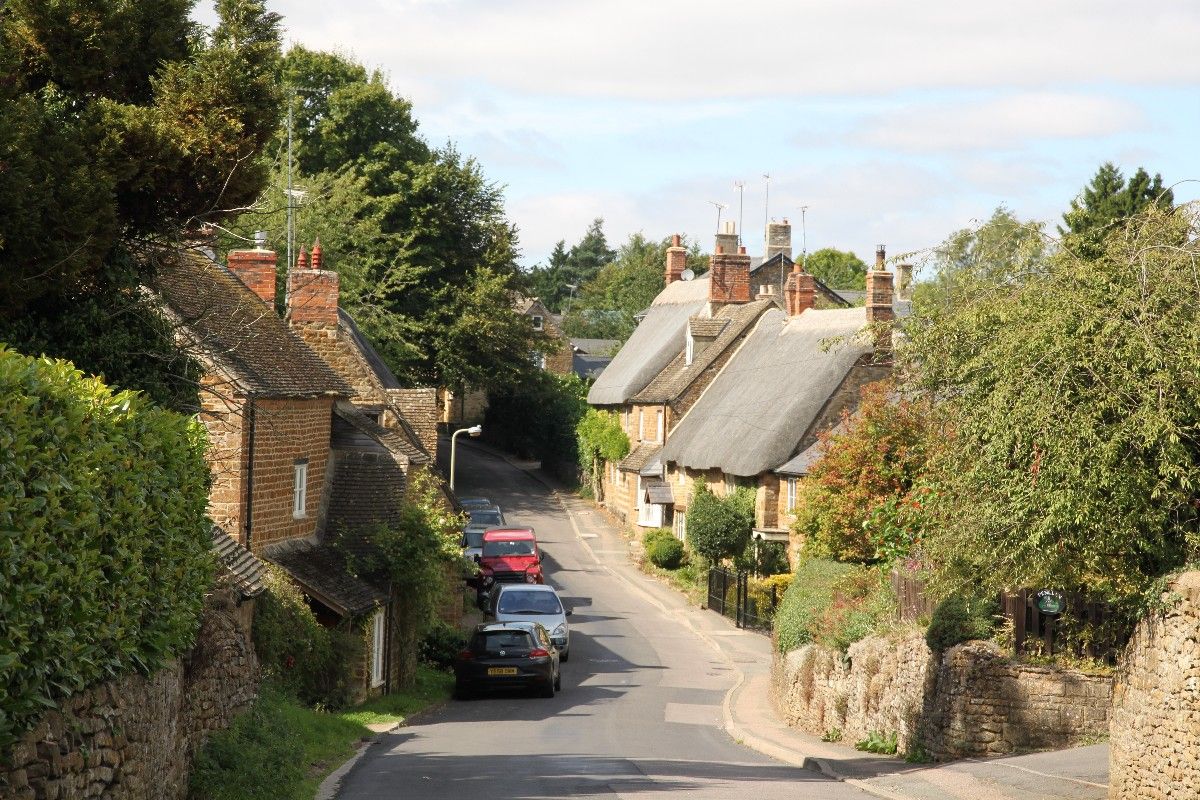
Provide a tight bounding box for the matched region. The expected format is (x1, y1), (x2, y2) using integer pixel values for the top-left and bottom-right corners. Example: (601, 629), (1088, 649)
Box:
(774, 559), (896, 653)
(0, 348), (213, 753)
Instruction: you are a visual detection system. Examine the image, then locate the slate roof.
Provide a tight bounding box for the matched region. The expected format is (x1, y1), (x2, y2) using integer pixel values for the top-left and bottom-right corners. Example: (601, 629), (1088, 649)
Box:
(750, 253), (852, 309)
(152, 251), (352, 398)
(618, 441), (662, 473)
(662, 307), (873, 476)
(265, 538), (387, 618)
(210, 525), (267, 598)
(642, 476), (674, 505)
(587, 277), (710, 405)
(332, 401), (429, 464)
(570, 338), (619, 356)
(572, 353), (611, 380)
(632, 299), (773, 404)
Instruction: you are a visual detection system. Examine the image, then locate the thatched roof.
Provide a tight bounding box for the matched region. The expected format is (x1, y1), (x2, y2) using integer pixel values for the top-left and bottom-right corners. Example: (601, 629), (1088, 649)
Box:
(662, 307), (873, 476)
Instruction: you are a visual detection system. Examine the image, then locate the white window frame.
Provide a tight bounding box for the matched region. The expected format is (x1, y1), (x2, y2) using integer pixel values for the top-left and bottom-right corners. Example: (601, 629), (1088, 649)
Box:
(370, 609), (385, 688)
(787, 477), (798, 512)
(637, 475), (663, 528)
(292, 460), (308, 519)
(674, 511), (687, 541)
(678, 467), (686, 486)
(531, 314), (544, 331)
(724, 472), (735, 497)
(638, 408), (644, 442)
(655, 410), (664, 443)
(685, 330), (695, 366)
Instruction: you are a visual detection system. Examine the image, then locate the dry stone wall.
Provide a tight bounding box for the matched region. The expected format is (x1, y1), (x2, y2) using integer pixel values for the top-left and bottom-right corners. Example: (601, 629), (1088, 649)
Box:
(0, 587), (258, 800)
(1109, 571), (1200, 799)
(774, 634), (1110, 759)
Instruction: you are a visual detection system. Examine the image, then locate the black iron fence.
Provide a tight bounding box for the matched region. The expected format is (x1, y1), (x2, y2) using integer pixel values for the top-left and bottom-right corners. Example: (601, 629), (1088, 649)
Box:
(706, 567), (781, 633)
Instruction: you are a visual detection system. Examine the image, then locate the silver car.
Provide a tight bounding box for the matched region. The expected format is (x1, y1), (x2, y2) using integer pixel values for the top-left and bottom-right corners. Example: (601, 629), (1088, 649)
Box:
(490, 583), (572, 661)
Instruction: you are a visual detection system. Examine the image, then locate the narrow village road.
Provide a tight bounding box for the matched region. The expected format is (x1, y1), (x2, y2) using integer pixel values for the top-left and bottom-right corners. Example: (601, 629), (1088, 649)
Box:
(334, 443), (873, 799)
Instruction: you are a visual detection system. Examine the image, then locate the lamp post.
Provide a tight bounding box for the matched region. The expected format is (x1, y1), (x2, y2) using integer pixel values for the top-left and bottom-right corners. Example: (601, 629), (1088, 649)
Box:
(449, 425), (482, 492)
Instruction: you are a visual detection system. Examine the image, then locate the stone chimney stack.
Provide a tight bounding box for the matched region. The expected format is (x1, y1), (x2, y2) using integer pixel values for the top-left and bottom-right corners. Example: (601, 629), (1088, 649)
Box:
(287, 240), (340, 328)
(664, 234), (687, 286)
(227, 235), (277, 306)
(715, 221), (739, 259)
(866, 245), (895, 353)
(708, 245), (752, 306)
(784, 261), (815, 317)
(765, 219), (792, 260)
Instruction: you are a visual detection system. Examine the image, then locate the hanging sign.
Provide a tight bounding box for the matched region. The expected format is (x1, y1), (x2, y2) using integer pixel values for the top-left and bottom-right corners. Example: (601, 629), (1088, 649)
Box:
(1035, 590), (1065, 615)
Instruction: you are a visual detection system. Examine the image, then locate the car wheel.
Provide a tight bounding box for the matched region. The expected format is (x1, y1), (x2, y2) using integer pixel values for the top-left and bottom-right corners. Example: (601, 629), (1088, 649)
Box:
(560, 649), (569, 663)
(554, 670), (561, 691)
(539, 678), (555, 698)
(454, 683), (473, 701)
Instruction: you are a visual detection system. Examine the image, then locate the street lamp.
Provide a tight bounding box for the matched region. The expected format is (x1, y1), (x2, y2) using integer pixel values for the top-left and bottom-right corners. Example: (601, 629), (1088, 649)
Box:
(449, 425), (482, 492)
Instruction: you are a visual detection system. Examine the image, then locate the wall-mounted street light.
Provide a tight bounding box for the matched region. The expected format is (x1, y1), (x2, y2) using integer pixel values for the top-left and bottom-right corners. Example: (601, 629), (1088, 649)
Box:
(450, 425), (482, 492)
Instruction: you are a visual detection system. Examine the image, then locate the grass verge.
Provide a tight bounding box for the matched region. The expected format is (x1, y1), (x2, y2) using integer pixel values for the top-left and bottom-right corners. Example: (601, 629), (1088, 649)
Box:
(189, 666), (453, 800)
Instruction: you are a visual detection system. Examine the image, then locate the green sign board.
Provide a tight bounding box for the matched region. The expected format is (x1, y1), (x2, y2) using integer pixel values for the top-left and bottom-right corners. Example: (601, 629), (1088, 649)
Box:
(1035, 590), (1065, 615)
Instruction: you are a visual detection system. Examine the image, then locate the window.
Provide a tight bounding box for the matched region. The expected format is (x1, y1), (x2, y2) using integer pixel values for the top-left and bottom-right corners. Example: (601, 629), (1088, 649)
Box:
(656, 410), (664, 443)
(674, 511), (687, 541)
(531, 315), (544, 331)
(678, 467), (686, 486)
(685, 331), (695, 366)
(638, 408), (644, 441)
(636, 476), (662, 527)
(724, 472), (735, 497)
(787, 477), (798, 512)
(292, 460), (308, 518)
(370, 609), (385, 688)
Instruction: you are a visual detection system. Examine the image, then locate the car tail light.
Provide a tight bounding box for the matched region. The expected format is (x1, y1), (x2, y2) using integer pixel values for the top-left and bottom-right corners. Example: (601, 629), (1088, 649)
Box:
(528, 648), (550, 658)
(457, 649), (474, 660)
(525, 570), (540, 583)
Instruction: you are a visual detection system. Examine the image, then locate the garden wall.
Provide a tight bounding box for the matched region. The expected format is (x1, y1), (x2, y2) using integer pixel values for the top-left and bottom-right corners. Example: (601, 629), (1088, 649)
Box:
(1109, 571), (1200, 799)
(774, 634), (1111, 759)
(0, 586), (258, 800)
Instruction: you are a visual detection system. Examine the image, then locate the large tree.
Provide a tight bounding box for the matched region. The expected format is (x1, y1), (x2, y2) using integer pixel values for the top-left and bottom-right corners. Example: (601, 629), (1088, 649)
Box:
(0, 0), (283, 408)
(1060, 162), (1174, 259)
(804, 248), (868, 290)
(525, 218), (616, 312)
(223, 46), (537, 392)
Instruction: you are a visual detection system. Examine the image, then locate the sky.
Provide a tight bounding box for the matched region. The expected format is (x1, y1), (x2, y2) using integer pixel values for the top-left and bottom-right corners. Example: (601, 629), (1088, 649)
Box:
(197, 0), (1200, 272)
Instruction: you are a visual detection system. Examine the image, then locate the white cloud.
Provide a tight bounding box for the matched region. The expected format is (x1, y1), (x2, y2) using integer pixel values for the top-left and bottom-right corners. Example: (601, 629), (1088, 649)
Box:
(239, 0), (1200, 102)
(856, 93), (1143, 151)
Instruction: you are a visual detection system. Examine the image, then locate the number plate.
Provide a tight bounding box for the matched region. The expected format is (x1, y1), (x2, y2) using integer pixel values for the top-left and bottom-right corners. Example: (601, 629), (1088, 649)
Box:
(488, 667), (518, 676)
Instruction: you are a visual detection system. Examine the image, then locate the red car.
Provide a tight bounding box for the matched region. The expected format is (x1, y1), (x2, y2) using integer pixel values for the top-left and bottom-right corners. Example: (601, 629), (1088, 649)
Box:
(479, 527), (543, 586)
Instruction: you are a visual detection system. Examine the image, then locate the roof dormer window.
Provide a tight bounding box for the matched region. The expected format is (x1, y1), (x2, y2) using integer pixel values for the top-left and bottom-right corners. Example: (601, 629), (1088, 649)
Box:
(531, 315), (544, 331)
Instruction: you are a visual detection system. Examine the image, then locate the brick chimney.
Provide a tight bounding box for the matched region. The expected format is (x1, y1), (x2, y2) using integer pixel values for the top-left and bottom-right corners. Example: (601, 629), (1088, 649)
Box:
(227, 235), (277, 306)
(765, 219), (792, 260)
(784, 261), (815, 316)
(664, 234), (687, 286)
(866, 245), (895, 352)
(715, 221), (739, 259)
(708, 245), (752, 306)
(287, 240), (339, 328)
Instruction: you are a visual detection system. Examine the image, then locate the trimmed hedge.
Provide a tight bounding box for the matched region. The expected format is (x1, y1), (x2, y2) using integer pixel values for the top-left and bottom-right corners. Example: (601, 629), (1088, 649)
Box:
(774, 559), (897, 652)
(647, 536), (684, 569)
(0, 348), (213, 753)
(925, 595), (998, 652)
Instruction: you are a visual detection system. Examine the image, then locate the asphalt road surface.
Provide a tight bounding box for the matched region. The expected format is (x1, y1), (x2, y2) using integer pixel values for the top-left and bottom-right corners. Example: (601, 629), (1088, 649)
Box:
(335, 443), (872, 799)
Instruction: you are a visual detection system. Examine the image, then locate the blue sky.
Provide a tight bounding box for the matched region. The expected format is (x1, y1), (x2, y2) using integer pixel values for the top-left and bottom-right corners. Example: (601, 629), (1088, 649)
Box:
(197, 0), (1200, 272)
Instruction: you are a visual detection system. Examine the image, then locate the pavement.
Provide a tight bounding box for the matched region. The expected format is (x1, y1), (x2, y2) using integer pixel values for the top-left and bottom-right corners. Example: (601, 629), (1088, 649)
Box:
(482, 442), (1111, 800)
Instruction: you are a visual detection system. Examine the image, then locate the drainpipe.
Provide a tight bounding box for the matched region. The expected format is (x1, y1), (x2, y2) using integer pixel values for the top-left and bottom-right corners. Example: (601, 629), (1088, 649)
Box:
(243, 397), (257, 550)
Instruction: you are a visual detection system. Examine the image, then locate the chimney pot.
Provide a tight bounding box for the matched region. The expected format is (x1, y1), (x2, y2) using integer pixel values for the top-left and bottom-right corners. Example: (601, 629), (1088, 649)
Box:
(671, 233), (681, 247)
(311, 238), (323, 271)
(738, 245), (747, 255)
(875, 245), (887, 269)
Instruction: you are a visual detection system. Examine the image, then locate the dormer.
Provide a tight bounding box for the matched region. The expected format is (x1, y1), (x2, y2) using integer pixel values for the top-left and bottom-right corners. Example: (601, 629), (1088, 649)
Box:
(686, 316), (729, 366)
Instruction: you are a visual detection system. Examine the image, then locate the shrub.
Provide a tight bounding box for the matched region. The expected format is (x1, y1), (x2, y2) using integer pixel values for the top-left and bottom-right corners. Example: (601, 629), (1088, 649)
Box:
(774, 559), (897, 653)
(647, 536), (685, 569)
(0, 348), (213, 753)
(734, 538), (790, 576)
(253, 566), (356, 709)
(419, 620), (467, 671)
(687, 485), (754, 563)
(925, 595), (999, 652)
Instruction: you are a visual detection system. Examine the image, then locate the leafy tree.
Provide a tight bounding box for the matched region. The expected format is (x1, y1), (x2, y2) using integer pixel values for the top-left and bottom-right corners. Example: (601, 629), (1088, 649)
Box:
(909, 205), (1200, 606)
(805, 248), (868, 290)
(484, 372), (589, 482)
(526, 240), (571, 311)
(526, 219), (616, 312)
(687, 485), (755, 564)
(1060, 162), (1174, 259)
(794, 382), (935, 563)
(0, 0), (282, 407)
(576, 408), (631, 499)
(562, 232), (707, 341)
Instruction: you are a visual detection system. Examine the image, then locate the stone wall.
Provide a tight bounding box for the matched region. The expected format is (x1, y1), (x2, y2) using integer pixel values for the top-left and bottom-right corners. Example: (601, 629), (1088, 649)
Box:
(1109, 571), (1200, 799)
(0, 587), (259, 800)
(774, 634), (1111, 759)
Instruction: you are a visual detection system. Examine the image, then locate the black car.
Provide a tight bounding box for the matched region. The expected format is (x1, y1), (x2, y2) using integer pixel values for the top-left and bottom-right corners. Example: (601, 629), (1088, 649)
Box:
(454, 623), (560, 699)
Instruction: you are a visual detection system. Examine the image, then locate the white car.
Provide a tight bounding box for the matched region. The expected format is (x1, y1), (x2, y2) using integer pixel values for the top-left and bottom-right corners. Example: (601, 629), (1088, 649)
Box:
(490, 583), (573, 661)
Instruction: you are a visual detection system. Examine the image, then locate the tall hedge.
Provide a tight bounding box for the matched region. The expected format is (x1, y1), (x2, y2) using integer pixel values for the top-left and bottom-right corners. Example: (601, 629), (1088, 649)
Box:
(0, 348), (213, 753)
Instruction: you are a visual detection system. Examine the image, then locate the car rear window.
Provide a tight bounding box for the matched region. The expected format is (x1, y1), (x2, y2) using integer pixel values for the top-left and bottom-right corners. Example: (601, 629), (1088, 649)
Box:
(497, 590), (562, 615)
(473, 630), (534, 653)
(471, 510), (503, 526)
(463, 530), (484, 548)
(483, 539), (534, 557)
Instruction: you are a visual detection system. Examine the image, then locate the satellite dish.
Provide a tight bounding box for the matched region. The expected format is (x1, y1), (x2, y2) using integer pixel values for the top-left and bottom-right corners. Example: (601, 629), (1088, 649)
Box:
(680, 268), (695, 282)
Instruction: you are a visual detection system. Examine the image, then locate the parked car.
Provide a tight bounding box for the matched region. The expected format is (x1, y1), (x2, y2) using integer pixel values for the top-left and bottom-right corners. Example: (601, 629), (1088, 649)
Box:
(454, 622), (560, 699)
(461, 522), (499, 563)
(468, 507), (505, 528)
(479, 527), (543, 586)
(458, 497), (494, 511)
(489, 583), (572, 661)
